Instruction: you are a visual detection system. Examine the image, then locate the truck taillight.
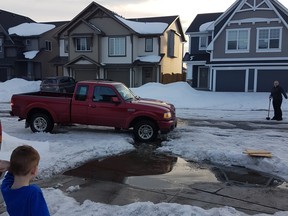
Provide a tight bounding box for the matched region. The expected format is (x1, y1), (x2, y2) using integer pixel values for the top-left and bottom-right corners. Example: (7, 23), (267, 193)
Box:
(10, 99), (14, 108)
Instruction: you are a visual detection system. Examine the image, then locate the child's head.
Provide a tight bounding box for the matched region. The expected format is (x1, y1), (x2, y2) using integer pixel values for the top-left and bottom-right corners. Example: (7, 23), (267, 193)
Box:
(9, 145), (40, 176)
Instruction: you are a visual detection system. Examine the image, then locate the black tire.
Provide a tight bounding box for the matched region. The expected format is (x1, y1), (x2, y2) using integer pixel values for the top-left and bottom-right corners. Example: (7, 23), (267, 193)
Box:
(133, 120), (158, 142)
(30, 113), (54, 133)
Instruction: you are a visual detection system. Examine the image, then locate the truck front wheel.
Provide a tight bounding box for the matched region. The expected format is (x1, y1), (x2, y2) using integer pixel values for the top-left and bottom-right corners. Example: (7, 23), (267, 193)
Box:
(133, 120), (158, 142)
(30, 113), (54, 133)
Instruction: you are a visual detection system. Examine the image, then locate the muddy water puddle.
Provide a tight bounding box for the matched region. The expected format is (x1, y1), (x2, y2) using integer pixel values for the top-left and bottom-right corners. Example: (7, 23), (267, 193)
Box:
(64, 150), (285, 189)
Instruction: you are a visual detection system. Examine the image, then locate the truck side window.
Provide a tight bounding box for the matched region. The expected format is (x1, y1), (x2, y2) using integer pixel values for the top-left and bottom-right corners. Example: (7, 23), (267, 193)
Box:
(93, 86), (117, 102)
(75, 85), (88, 101)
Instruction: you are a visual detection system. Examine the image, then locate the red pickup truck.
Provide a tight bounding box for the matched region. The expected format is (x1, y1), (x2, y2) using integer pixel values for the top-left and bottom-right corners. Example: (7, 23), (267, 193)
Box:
(10, 80), (177, 142)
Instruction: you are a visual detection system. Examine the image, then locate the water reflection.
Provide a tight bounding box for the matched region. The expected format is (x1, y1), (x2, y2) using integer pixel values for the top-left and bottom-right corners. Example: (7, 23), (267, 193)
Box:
(64, 151), (177, 183)
(64, 151), (285, 188)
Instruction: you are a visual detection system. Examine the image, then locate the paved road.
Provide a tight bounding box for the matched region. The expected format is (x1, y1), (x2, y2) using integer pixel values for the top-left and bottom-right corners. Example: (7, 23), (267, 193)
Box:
(32, 120), (288, 214)
(33, 169), (288, 215)
(1, 108), (288, 215)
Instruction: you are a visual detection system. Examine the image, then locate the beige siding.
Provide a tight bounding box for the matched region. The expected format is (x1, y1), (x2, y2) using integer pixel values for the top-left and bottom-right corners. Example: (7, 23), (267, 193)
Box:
(160, 22), (184, 78)
(68, 24), (99, 61)
(89, 17), (130, 35)
(100, 36), (132, 64)
(136, 36), (159, 57)
(36, 26), (63, 78)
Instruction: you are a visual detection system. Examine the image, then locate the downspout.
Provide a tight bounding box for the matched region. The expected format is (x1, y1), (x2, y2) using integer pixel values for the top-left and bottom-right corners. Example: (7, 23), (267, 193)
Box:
(206, 49), (213, 91)
(130, 34), (134, 87)
(158, 36), (161, 83)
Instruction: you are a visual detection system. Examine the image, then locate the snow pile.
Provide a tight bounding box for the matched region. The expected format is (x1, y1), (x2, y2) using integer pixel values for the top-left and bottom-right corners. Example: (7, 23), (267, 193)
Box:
(0, 78), (288, 216)
(0, 78), (40, 102)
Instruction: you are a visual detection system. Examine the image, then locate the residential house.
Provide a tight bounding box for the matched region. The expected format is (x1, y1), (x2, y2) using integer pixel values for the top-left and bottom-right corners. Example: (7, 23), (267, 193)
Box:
(8, 21), (67, 80)
(56, 1), (186, 87)
(184, 0), (288, 92)
(0, 10), (34, 81)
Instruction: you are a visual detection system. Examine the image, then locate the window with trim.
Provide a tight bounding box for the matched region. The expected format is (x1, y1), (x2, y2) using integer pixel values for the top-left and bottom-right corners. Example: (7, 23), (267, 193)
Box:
(199, 36), (208, 50)
(26, 39), (31, 46)
(75, 37), (91, 51)
(64, 39), (69, 53)
(145, 38), (153, 52)
(257, 27), (281, 52)
(226, 29), (249, 52)
(168, 30), (175, 57)
(109, 37), (126, 56)
(0, 38), (2, 52)
(45, 40), (52, 51)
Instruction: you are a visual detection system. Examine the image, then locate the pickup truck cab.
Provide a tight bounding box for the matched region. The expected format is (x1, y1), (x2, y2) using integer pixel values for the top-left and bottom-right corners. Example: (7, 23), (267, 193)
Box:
(10, 80), (177, 142)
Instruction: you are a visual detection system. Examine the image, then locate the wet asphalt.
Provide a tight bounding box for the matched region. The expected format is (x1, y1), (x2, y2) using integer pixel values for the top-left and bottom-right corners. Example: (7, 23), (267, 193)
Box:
(37, 119), (288, 215)
(1, 109), (288, 215)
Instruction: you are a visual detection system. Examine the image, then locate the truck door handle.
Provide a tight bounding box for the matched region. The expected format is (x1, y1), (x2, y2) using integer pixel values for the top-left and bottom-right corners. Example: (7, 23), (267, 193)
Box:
(89, 104), (96, 108)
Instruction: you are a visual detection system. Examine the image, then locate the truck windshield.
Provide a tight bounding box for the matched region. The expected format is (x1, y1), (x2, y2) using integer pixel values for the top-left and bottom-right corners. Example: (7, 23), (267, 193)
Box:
(115, 84), (135, 101)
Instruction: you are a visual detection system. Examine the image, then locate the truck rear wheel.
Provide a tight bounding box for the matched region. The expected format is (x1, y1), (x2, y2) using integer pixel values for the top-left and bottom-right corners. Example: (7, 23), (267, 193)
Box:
(30, 113), (54, 133)
(133, 120), (158, 142)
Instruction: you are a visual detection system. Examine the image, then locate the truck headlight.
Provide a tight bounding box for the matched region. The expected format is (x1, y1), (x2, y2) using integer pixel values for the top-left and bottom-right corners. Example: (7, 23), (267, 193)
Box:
(163, 112), (171, 119)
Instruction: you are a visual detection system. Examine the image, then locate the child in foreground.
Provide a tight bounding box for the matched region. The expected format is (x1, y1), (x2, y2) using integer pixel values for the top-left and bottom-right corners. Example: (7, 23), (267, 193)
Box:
(0, 145), (50, 216)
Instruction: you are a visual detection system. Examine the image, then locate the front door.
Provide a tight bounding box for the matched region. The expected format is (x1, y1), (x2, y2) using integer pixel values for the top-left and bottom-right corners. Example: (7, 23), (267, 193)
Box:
(142, 67), (155, 84)
(0, 68), (7, 82)
(198, 67), (209, 89)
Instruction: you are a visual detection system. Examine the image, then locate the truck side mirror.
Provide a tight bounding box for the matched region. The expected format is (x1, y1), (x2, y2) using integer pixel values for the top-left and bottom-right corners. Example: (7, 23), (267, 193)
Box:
(111, 97), (121, 104)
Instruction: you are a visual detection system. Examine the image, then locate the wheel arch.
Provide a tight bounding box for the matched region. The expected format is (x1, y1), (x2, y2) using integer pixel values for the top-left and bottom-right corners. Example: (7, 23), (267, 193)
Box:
(27, 108), (54, 125)
(129, 116), (159, 130)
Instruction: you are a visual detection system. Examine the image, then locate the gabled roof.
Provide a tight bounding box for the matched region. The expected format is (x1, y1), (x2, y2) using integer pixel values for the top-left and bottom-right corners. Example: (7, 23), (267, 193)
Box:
(129, 15), (186, 41)
(208, 0), (288, 48)
(270, 0), (288, 23)
(57, 2), (185, 40)
(0, 9), (34, 32)
(187, 0), (288, 52)
(186, 13), (222, 34)
(57, 1), (121, 35)
(65, 55), (101, 67)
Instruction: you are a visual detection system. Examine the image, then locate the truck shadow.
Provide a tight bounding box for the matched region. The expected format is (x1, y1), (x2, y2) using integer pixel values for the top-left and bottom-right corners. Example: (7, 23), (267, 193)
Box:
(52, 124), (170, 145)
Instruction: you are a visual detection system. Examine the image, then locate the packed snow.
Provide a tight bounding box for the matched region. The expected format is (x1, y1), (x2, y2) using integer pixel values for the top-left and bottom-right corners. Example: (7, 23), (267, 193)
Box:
(115, 15), (168, 34)
(23, 50), (39, 59)
(0, 78), (288, 216)
(135, 55), (162, 63)
(8, 23), (55, 36)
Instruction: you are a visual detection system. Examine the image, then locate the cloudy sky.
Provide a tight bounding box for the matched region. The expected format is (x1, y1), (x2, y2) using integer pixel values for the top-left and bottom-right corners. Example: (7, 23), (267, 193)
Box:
(2, 0), (288, 36)
(1, 0), (238, 31)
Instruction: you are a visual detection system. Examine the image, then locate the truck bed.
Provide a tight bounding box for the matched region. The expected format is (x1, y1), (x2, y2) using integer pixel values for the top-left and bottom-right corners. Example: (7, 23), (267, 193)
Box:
(10, 91), (73, 123)
(16, 91), (73, 98)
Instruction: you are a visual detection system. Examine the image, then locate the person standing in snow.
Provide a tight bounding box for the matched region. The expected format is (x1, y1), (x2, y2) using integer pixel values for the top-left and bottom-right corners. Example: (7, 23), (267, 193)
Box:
(269, 80), (287, 121)
(0, 145), (50, 216)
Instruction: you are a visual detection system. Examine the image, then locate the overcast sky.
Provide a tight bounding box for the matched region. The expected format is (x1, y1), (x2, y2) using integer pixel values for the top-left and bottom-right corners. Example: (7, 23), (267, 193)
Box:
(1, 0), (239, 31)
(2, 0), (288, 38)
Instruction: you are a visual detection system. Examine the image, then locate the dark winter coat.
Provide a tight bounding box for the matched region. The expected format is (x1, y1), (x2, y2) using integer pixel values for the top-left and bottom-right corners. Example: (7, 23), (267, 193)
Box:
(270, 85), (288, 100)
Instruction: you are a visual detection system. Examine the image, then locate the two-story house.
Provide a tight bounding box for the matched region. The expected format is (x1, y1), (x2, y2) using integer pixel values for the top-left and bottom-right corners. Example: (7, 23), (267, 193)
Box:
(56, 1), (186, 87)
(8, 21), (67, 80)
(0, 10), (34, 81)
(184, 0), (288, 92)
